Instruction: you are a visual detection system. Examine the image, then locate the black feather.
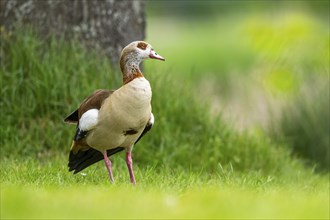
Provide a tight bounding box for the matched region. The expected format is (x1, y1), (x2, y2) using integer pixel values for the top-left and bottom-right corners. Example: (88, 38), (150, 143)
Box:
(64, 110), (79, 123)
(74, 127), (88, 141)
(123, 129), (138, 136)
(135, 123), (153, 144)
(68, 147), (125, 174)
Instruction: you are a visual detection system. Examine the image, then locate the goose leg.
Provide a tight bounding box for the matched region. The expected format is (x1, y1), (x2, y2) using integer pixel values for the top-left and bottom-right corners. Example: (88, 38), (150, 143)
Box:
(126, 151), (136, 185)
(103, 150), (114, 182)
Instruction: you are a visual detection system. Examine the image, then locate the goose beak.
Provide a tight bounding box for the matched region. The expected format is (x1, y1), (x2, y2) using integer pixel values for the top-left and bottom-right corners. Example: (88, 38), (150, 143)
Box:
(149, 50), (165, 61)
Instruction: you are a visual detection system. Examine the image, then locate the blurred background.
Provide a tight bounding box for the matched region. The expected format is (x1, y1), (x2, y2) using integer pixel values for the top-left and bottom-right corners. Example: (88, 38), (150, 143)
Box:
(146, 0), (329, 171)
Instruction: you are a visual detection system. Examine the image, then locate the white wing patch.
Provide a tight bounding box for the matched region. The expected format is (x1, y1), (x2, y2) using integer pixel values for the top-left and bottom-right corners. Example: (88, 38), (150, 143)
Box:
(79, 109), (99, 131)
(149, 112), (155, 126)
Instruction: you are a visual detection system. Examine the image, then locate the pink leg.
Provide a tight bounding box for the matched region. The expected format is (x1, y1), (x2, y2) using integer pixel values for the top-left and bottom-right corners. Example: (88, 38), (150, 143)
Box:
(103, 150), (114, 182)
(126, 151), (136, 185)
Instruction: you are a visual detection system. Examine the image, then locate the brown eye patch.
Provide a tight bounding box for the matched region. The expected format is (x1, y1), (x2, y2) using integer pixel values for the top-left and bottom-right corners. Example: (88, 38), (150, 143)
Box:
(137, 42), (148, 50)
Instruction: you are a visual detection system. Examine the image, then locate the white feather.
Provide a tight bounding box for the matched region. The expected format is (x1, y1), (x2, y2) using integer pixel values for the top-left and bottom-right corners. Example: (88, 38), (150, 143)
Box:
(79, 109), (99, 131)
(150, 113), (155, 125)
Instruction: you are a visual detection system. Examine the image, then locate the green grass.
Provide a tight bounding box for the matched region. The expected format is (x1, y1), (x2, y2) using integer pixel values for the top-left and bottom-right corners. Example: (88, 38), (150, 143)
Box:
(269, 83), (330, 171)
(1, 157), (329, 219)
(1, 7), (329, 219)
(2, 184), (328, 219)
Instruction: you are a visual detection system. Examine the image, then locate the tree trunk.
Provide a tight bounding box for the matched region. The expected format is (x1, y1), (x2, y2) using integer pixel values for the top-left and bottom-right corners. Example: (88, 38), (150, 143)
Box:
(0, 0), (146, 66)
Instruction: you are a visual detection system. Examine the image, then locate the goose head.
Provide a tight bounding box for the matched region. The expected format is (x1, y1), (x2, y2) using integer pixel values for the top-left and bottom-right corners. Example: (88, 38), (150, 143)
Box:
(120, 41), (165, 81)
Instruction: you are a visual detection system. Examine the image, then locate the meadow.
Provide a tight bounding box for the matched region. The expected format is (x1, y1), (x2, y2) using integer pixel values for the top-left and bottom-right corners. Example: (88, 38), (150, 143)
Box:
(1, 2), (329, 219)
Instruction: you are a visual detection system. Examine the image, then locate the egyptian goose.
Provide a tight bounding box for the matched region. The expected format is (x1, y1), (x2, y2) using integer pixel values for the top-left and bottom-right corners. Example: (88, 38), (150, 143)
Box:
(64, 41), (165, 185)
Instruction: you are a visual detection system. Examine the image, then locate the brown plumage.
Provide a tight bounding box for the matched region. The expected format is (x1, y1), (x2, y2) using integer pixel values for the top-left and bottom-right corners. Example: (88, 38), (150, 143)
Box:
(65, 90), (113, 123)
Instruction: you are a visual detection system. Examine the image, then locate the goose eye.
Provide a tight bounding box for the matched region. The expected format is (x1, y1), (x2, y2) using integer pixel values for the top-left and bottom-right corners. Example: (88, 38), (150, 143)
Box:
(151, 49), (157, 55)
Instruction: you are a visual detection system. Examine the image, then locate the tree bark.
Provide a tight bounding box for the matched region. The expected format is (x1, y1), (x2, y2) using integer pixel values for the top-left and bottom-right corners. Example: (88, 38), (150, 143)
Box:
(0, 0), (146, 66)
